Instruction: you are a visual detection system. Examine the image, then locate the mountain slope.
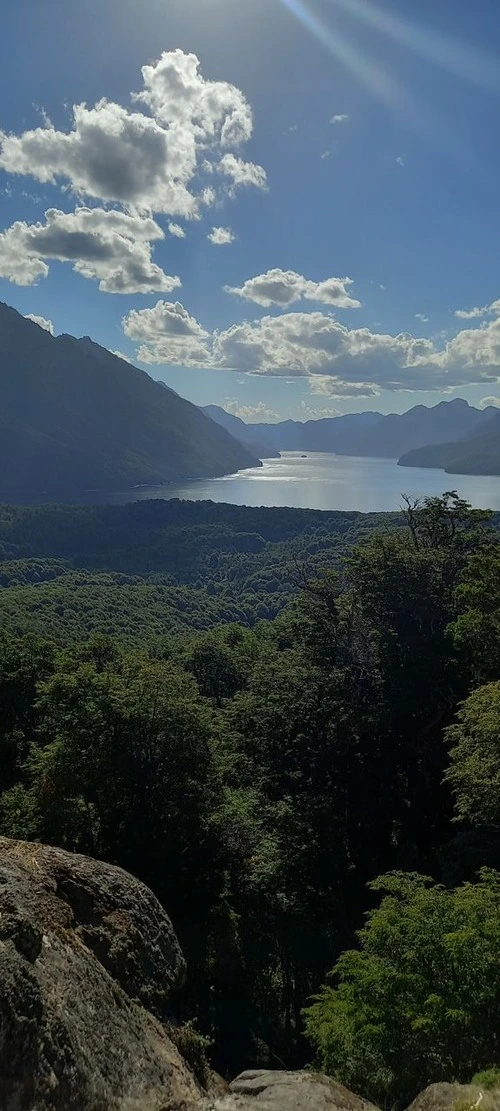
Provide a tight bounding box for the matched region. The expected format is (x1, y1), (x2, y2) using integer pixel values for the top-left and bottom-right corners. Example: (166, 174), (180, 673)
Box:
(203, 399), (494, 458)
(398, 409), (500, 475)
(349, 398), (495, 458)
(0, 304), (258, 493)
(203, 405), (382, 453)
(203, 404), (277, 457)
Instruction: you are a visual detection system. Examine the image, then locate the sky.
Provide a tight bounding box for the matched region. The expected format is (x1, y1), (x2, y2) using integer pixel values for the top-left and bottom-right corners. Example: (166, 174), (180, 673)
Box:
(2, 0), (500, 421)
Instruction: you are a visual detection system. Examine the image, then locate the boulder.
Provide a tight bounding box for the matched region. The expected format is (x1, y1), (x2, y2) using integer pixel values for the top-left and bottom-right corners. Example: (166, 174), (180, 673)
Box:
(0, 836), (210, 1111)
(210, 1070), (380, 1110)
(407, 1084), (500, 1111)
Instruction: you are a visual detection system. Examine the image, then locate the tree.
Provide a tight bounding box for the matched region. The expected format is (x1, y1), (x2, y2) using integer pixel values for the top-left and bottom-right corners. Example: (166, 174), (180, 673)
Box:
(445, 682), (500, 828)
(304, 869), (500, 1109)
(0, 653), (224, 924)
(450, 548), (500, 684)
(186, 634), (246, 705)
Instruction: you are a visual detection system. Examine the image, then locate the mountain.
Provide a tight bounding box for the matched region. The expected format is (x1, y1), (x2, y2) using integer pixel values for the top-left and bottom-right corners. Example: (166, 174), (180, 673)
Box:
(202, 404), (278, 458)
(203, 399), (494, 459)
(398, 408), (500, 475)
(349, 398), (496, 458)
(0, 303), (259, 493)
(203, 405), (381, 453)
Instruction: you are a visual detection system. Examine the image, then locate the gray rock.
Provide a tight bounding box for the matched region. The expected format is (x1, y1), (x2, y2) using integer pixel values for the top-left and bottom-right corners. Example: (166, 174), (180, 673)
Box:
(209, 1070), (380, 1111)
(0, 836), (208, 1111)
(407, 1083), (500, 1111)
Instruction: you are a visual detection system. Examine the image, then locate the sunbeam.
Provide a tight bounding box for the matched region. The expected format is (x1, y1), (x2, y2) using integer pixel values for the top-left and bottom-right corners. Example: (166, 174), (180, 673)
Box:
(278, 0), (474, 164)
(279, 0), (400, 103)
(331, 0), (500, 94)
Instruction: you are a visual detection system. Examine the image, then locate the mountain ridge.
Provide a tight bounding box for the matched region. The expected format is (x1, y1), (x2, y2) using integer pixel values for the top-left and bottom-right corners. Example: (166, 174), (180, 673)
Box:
(204, 398), (496, 464)
(398, 407), (500, 475)
(0, 303), (259, 493)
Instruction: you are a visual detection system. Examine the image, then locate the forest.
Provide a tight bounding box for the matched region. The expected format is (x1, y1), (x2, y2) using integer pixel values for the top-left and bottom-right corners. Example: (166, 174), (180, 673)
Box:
(1, 492), (500, 1107)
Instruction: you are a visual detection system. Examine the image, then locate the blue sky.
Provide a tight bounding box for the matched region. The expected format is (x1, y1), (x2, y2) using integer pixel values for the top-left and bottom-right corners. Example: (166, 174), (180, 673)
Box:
(2, 0), (500, 420)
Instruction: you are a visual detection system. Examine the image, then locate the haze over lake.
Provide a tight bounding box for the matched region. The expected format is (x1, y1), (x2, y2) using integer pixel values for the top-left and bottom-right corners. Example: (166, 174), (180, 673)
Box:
(107, 453), (500, 512)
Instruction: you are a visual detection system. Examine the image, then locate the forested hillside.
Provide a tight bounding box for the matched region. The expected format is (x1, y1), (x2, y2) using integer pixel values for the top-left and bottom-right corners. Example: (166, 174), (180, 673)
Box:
(0, 500), (396, 640)
(1, 494), (500, 1107)
(0, 303), (257, 493)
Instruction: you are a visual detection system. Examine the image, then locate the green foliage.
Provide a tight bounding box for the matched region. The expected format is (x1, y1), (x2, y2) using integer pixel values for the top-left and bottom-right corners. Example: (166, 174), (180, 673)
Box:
(166, 1021), (213, 1088)
(304, 870), (500, 1109)
(445, 683), (500, 828)
(450, 548), (500, 683)
(471, 1069), (500, 1090)
(0, 492), (499, 1086)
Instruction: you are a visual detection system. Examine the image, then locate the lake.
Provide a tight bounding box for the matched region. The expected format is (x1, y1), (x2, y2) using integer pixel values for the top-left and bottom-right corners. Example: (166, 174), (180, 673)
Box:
(3, 453), (500, 511)
(103, 452), (500, 513)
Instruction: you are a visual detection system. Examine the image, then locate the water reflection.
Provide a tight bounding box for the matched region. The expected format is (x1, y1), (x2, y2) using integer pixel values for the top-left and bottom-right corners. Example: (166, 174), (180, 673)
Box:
(3, 452), (499, 512)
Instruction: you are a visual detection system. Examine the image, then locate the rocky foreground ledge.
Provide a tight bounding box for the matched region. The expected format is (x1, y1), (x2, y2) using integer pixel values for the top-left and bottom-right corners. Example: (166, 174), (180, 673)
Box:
(0, 836), (496, 1111)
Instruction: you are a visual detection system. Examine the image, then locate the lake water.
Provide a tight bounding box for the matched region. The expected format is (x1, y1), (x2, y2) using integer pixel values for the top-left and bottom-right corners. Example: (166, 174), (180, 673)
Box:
(105, 452), (500, 513)
(3, 453), (500, 512)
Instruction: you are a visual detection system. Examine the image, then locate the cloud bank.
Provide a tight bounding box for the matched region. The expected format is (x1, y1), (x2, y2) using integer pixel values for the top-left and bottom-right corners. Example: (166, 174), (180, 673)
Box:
(0, 207), (180, 293)
(0, 51), (266, 292)
(122, 298), (500, 398)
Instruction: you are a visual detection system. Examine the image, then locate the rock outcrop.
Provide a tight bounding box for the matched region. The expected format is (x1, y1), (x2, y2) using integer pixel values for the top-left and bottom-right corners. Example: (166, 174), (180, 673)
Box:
(209, 1070), (380, 1111)
(2, 836), (491, 1111)
(407, 1084), (500, 1111)
(0, 836), (209, 1110)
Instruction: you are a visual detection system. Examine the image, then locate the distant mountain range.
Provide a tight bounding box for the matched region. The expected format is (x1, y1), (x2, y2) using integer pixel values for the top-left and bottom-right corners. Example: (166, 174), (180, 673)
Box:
(398, 408), (500, 475)
(0, 303), (258, 493)
(204, 398), (499, 474)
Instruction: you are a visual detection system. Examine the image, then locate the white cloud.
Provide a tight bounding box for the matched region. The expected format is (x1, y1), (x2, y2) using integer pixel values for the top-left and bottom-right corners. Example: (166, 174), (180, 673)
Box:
(330, 114), (349, 124)
(123, 298), (500, 398)
(396, 155), (405, 167)
(454, 300), (500, 320)
(0, 206), (180, 293)
(299, 400), (341, 418)
(136, 49), (253, 146)
(109, 349), (133, 363)
(0, 50), (264, 218)
(480, 395), (500, 409)
(123, 299), (211, 367)
(25, 313), (54, 334)
(415, 313), (429, 323)
(218, 153), (267, 190)
(320, 150), (332, 160)
(455, 306), (487, 320)
(208, 226), (235, 246)
(225, 268), (361, 309)
(307, 376), (380, 398)
(168, 222), (186, 238)
(223, 398), (280, 422)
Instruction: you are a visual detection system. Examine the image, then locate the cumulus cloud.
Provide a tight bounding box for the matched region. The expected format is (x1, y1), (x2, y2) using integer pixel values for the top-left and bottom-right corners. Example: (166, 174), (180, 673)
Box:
(123, 298), (500, 398)
(109, 349), (133, 363)
(299, 400), (341, 417)
(480, 396), (500, 409)
(396, 155), (405, 167)
(0, 50), (265, 218)
(208, 226), (235, 246)
(168, 222), (186, 238)
(331, 114), (349, 124)
(123, 299), (211, 367)
(25, 313), (54, 334)
(223, 398), (280, 421)
(0, 206), (180, 293)
(218, 153), (267, 190)
(225, 268), (361, 309)
(454, 300), (500, 320)
(415, 313), (429, 323)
